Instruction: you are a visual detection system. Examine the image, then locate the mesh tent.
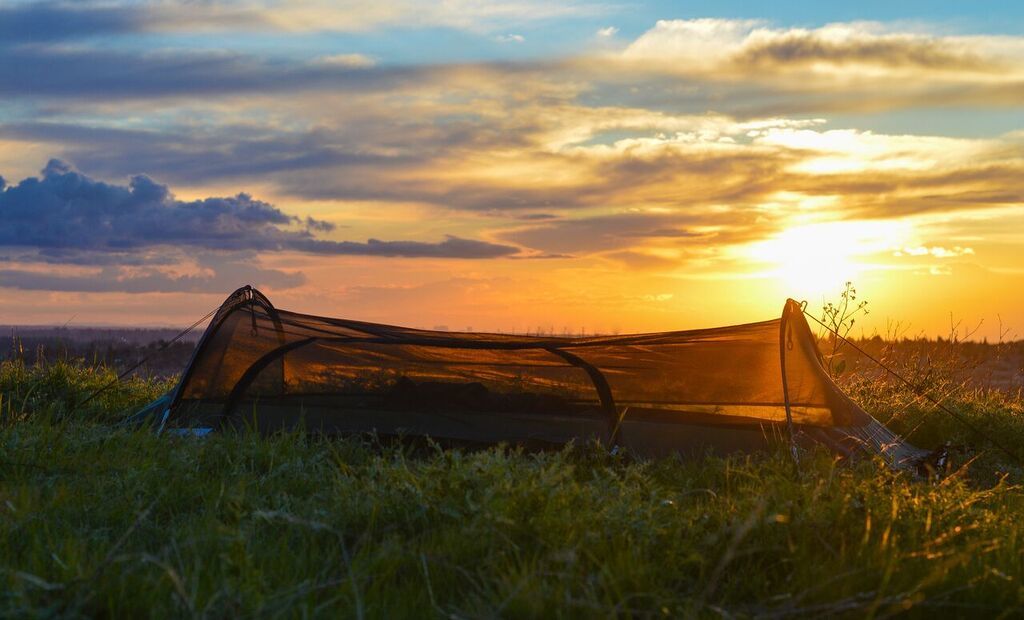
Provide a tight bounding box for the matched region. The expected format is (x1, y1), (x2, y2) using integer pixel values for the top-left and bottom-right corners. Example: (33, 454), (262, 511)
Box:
(135, 286), (927, 466)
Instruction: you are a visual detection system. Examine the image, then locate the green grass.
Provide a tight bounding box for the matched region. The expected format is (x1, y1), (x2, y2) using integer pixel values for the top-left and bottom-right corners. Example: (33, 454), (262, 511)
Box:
(1, 360), (1024, 618)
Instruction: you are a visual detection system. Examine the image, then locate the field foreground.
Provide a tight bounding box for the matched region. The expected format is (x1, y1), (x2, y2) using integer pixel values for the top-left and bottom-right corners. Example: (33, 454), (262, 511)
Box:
(1, 361), (1024, 618)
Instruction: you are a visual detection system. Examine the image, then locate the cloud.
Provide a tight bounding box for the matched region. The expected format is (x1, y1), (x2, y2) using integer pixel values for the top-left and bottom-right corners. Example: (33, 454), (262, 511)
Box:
(290, 236), (520, 258)
(0, 2), (137, 43)
(0, 11), (1019, 332)
(733, 26), (986, 71)
(0, 46), (404, 99)
(0, 252), (305, 293)
(1, 159), (312, 251)
(0, 1), (325, 43)
(313, 53), (377, 68)
(621, 19), (1018, 77)
(0, 160), (520, 259)
(11, 104), (1021, 232)
(498, 211), (758, 256)
(495, 34), (525, 43)
(516, 213), (559, 220)
(0, 0), (607, 39)
(623, 18), (764, 66)
(240, 113), (812, 211)
(607, 20), (1024, 117)
(4, 16), (1021, 122)
(895, 245), (975, 258)
(0, 121), (415, 186)
(2, 16), (1023, 293)
(196, 0), (606, 33)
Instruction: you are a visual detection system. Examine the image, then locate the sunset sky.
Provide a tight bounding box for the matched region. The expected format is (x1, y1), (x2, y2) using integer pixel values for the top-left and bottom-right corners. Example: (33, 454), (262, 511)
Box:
(1, 1), (1023, 338)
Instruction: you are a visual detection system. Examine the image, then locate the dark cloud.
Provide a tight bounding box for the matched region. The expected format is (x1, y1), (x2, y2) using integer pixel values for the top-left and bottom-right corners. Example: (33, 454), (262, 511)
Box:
(0, 122), (414, 186)
(0, 160), (521, 259)
(0, 259), (304, 294)
(0, 1), (277, 45)
(0, 37), (564, 104)
(30, 248), (179, 267)
(0, 246), (306, 294)
(0, 2), (145, 44)
(0, 46), (419, 99)
(732, 32), (988, 72)
(778, 161), (1024, 218)
(0, 159), (305, 251)
(499, 211), (757, 255)
(292, 236), (520, 259)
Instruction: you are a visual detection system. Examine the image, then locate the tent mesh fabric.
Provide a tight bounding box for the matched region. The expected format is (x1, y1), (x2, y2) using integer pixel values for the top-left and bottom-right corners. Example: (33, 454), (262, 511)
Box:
(147, 286), (927, 466)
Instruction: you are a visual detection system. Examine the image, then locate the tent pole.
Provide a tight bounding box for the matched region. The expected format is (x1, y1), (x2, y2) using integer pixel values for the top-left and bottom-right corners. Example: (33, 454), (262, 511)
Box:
(779, 301), (800, 466)
(543, 347), (619, 449)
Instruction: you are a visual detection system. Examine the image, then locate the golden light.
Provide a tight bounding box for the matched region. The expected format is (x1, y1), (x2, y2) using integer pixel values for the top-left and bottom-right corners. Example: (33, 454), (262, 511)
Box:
(744, 220), (912, 298)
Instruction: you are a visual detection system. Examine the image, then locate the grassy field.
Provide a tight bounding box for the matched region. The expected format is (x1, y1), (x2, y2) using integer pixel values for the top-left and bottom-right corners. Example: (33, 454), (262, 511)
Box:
(1, 360), (1023, 618)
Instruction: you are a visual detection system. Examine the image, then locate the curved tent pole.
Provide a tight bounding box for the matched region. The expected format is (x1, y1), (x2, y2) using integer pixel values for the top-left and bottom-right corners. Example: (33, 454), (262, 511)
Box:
(166, 285), (286, 416)
(220, 337), (317, 427)
(217, 337), (620, 443)
(543, 347), (619, 447)
(779, 299), (800, 465)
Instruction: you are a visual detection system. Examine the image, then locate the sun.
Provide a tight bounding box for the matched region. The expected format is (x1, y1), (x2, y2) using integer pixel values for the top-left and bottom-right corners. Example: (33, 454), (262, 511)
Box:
(745, 220), (911, 299)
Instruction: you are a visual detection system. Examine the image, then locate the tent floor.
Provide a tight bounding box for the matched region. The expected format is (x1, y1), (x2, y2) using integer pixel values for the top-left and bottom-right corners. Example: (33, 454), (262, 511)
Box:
(186, 395), (801, 458)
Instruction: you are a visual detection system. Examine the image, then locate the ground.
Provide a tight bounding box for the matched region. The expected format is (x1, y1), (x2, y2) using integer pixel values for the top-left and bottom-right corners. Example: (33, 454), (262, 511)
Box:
(1, 360), (1023, 618)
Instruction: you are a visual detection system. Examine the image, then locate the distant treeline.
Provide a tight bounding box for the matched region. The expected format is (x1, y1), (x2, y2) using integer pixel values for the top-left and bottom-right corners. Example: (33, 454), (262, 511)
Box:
(1, 326), (199, 378)
(825, 334), (1024, 392)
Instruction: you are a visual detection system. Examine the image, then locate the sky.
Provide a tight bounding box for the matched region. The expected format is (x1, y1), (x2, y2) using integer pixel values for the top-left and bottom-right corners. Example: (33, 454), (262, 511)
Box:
(1, 0), (1023, 338)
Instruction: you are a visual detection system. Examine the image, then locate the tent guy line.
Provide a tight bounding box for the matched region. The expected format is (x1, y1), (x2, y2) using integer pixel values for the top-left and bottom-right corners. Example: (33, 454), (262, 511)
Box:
(71, 306), (219, 417)
(802, 309), (1021, 468)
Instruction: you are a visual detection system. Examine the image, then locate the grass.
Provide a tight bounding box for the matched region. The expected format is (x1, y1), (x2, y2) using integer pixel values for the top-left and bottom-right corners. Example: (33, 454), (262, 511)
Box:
(1, 360), (1024, 618)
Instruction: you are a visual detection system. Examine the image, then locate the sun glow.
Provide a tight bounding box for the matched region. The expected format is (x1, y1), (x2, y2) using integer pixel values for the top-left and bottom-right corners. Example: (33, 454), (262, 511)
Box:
(745, 220), (912, 298)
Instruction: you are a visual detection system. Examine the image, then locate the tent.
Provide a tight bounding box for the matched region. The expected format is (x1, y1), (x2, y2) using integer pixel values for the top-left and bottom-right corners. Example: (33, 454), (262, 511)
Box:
(134, 285), (927, 467)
